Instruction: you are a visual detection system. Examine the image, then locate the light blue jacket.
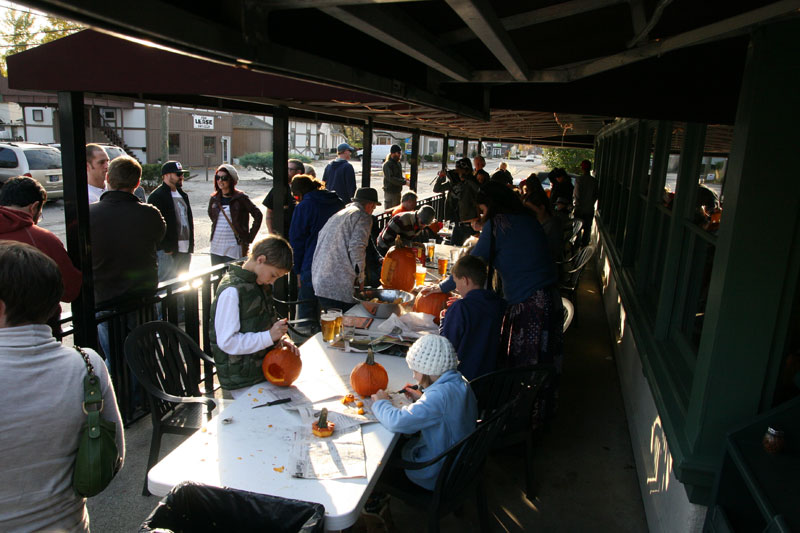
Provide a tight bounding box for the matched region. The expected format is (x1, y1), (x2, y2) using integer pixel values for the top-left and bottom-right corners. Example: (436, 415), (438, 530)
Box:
(372, 370), (477, 490)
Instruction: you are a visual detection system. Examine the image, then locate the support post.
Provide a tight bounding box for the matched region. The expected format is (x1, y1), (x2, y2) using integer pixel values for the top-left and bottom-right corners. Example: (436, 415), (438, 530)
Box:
(272, 106), (290, 302)
(477, 139), (483, 156)
(462, 138), (468, 158)
(272, 105), (289, 238)
(441, 135), (449, 170)
(362, 118), (372, 187)
(410, 129), (420, 191)
(58, 91), (96, 347)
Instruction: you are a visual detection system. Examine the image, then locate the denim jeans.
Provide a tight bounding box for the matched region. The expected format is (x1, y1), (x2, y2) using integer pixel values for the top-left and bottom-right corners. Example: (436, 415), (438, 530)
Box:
(157, 250), (192, 282)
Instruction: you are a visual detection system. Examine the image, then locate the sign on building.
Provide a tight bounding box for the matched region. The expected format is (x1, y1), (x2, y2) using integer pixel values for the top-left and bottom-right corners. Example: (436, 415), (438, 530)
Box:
(193, 114), (214, 129)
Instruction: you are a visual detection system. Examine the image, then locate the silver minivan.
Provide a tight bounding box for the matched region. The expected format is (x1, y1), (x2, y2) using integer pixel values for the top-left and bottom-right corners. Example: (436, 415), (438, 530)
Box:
(0, 142), (63, 200)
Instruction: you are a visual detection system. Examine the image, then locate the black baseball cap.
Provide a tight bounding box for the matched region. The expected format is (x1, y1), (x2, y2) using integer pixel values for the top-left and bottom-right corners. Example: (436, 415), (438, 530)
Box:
(161, 161), (189, 176)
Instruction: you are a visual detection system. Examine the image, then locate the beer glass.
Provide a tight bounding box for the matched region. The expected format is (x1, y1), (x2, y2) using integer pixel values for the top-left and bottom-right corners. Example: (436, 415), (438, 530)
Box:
(415, 265), (427, 286)
(426, 242), (436, 262)
(321, 312), (337, 343)
(437, 258), (448, 276)
(329, 308), (343, 339)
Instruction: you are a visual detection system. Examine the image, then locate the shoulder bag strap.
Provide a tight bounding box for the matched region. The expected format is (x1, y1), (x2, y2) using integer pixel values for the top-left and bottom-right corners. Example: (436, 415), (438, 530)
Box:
(218, 201), (244, 244)
(75, 346), (104, 415)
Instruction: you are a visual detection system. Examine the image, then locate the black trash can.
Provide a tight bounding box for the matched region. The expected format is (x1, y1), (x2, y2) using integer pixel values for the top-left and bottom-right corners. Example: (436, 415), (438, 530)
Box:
(140, 481), (325, 533)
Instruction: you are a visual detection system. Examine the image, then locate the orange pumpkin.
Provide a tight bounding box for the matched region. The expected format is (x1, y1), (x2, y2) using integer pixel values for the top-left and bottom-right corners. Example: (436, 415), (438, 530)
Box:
(262, 345), (302, 387)
(413, 291), (452, 325)
(380, 246), (417, 292)
(350, 348), (389, 397)
(312, 408), (335, 438)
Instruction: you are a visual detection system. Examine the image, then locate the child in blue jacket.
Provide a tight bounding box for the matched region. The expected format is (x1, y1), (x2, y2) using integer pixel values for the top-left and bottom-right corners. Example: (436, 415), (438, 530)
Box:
(371, 334), (478, 490)
(439, 255), (505, 380)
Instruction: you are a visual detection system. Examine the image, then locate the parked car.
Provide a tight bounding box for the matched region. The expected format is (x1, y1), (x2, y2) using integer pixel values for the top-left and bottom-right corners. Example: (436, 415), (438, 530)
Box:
(0, 142), (63, 200)
(525, 154), (538, 162)
(97, 143), (127, 160)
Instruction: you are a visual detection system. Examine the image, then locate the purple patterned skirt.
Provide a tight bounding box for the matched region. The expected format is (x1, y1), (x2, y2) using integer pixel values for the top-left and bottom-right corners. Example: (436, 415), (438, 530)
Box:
(499, 286), (564, 372)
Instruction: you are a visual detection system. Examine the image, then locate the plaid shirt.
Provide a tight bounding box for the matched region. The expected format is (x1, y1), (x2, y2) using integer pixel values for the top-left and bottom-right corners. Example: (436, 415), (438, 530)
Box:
(377, 211), (422, 253)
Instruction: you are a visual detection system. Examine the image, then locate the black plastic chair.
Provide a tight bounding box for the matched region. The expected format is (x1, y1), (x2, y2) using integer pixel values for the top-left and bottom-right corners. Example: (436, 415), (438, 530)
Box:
(273, 296), (318, 341)
(559, 244), (596, 305)
(376, 401), (515, 533)
(469, 365), (555, 501)
(124, 321), (218, 495)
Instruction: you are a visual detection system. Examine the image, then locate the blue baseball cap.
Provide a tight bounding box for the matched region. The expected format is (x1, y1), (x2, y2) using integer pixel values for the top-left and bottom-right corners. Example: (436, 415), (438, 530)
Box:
(337, 142), (356, 153)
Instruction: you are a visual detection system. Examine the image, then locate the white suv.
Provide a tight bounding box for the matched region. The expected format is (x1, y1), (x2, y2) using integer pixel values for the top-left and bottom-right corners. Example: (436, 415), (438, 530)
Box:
(0, 142), (63, 200)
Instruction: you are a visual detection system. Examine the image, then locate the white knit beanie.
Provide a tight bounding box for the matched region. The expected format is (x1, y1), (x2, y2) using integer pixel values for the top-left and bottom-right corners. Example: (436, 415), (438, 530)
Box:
(406, 334), (458, 376)
(217, 164), (240, 185)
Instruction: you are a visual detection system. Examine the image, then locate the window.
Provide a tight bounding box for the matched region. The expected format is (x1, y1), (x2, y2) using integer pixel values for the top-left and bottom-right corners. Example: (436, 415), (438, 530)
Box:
(23, 148), (61, 170)
(203, 136), (216, 154)
(428, 140), (438, 153)
(169, 133), (180, 155)
(0, 147), (18, 168)
(32, 109), (43, 122)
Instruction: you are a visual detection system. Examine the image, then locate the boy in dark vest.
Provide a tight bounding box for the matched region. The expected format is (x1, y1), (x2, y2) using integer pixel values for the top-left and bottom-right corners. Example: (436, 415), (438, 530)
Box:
(209, 235), (299, 398)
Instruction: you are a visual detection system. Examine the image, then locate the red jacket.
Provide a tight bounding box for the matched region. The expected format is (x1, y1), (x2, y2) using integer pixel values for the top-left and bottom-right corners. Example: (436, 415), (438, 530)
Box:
(0, 207), (82, 302)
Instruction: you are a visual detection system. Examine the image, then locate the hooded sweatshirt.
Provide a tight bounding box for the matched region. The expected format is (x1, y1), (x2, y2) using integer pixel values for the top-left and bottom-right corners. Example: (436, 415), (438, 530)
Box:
(289, 189), (345, 282)
(0, 206), (81, 302)
(322, 158), (356, 204)
(440, 288), (506, 380)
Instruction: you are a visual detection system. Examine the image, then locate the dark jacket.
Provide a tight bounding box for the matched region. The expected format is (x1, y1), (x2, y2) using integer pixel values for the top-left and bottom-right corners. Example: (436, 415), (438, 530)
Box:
(440, 288), (506, 381)
(382, 158), (405, 193)
(208, 190), (263, 253)
(289, 189), (345, 282)
(0, 207), (82, 303)
(90, 191), (166, 305)
(148, 183), (194, 253)
(322, 158), (356, 204)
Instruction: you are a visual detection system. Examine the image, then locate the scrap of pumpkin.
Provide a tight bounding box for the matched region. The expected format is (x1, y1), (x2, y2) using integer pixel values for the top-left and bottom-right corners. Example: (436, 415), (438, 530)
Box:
(273, 466), (285, 473)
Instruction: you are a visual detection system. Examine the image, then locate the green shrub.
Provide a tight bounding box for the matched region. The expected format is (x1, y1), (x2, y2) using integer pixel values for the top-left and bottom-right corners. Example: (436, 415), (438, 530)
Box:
(140, 163), (161, 192)
(239, 152), (274, 176)
(288, 153), (312, 163)
(541, 147), (594, 174)
(423, 154), (433, 162)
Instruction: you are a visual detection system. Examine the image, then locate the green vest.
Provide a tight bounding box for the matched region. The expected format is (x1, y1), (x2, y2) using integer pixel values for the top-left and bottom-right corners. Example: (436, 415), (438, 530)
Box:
(209, 264), (277, 390)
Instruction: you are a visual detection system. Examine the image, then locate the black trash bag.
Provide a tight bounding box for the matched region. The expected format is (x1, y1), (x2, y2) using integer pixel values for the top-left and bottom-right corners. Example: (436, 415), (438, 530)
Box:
(140, 481), (325, 533)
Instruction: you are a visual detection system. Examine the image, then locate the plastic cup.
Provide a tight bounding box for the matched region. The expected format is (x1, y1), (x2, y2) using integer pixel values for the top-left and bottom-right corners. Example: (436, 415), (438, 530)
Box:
(415, 265), (427, 286)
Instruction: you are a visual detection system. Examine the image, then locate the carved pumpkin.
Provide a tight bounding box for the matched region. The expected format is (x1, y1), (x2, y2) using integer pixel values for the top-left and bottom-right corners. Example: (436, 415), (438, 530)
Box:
(312, 408), (335, 438)
(380, 246), (417, 292)
(262, 345), (302, 387)
(413, 291), (452, 325)
(350, 348), (389, 397)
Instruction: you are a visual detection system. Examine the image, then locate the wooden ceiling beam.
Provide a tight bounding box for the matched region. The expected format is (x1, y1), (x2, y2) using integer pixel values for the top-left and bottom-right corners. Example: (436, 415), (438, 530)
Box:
(440, 0), (627, 45)
(262, 0), (427, 7)
(445, 0), (529, 81)
(319, 5), (472, 81)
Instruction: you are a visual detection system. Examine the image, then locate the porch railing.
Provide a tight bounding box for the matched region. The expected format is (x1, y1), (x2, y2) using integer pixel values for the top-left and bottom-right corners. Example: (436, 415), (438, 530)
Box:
(55, 192), (447, 424)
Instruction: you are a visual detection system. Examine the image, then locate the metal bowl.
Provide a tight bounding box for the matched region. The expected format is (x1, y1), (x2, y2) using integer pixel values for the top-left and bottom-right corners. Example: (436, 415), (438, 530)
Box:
(353, 288), (415, 318)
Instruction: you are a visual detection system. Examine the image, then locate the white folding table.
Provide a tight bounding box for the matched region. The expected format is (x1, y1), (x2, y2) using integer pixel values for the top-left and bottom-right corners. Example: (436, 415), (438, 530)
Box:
(147, 330), (413, 531)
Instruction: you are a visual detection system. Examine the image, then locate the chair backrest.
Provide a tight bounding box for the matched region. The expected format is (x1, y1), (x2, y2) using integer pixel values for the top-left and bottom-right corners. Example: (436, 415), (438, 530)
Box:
(433, 400), (515, 505)
(124, 321), (210, 420)
(562, 297), (574, 332)
(568, 218), (583, 243)
(561, 244), (596, 289)
(470, 365), (554, 435)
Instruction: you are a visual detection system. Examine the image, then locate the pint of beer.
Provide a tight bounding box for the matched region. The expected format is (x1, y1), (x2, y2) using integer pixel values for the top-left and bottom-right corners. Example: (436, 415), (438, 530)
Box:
(415, 265), (427, 286)
(321, 312), (337, 343)
(426, 243), (435, 261)
(437, 258), (448, 276)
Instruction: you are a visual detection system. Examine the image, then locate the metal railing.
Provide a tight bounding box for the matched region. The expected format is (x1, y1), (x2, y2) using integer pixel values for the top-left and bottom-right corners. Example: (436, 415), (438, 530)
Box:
(55, 192), (447, 424)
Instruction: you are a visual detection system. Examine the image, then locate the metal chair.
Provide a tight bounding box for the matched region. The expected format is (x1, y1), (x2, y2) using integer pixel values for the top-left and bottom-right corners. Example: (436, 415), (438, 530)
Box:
(469, 365), (555, 501)
(272, 295), (318, 342)
(124, 321), (218, 495)
(559, 245), (596, 303)
(565, 217), (584, 248)
(376, 401), (515, 533)
(562, 297), (575, 333)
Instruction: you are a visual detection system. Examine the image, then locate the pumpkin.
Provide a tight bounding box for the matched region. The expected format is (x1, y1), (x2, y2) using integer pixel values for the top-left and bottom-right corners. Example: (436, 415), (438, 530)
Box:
(261, 345), (302, 387)
(312, 408), (335, 438)
(380, 246), (417, 292)
(414, 291), (452, 325)
(350, 348), (389, 397)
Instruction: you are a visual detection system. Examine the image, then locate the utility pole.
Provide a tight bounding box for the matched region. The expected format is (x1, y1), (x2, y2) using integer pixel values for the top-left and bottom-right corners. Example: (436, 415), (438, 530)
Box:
(160, 105), (169, 163)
